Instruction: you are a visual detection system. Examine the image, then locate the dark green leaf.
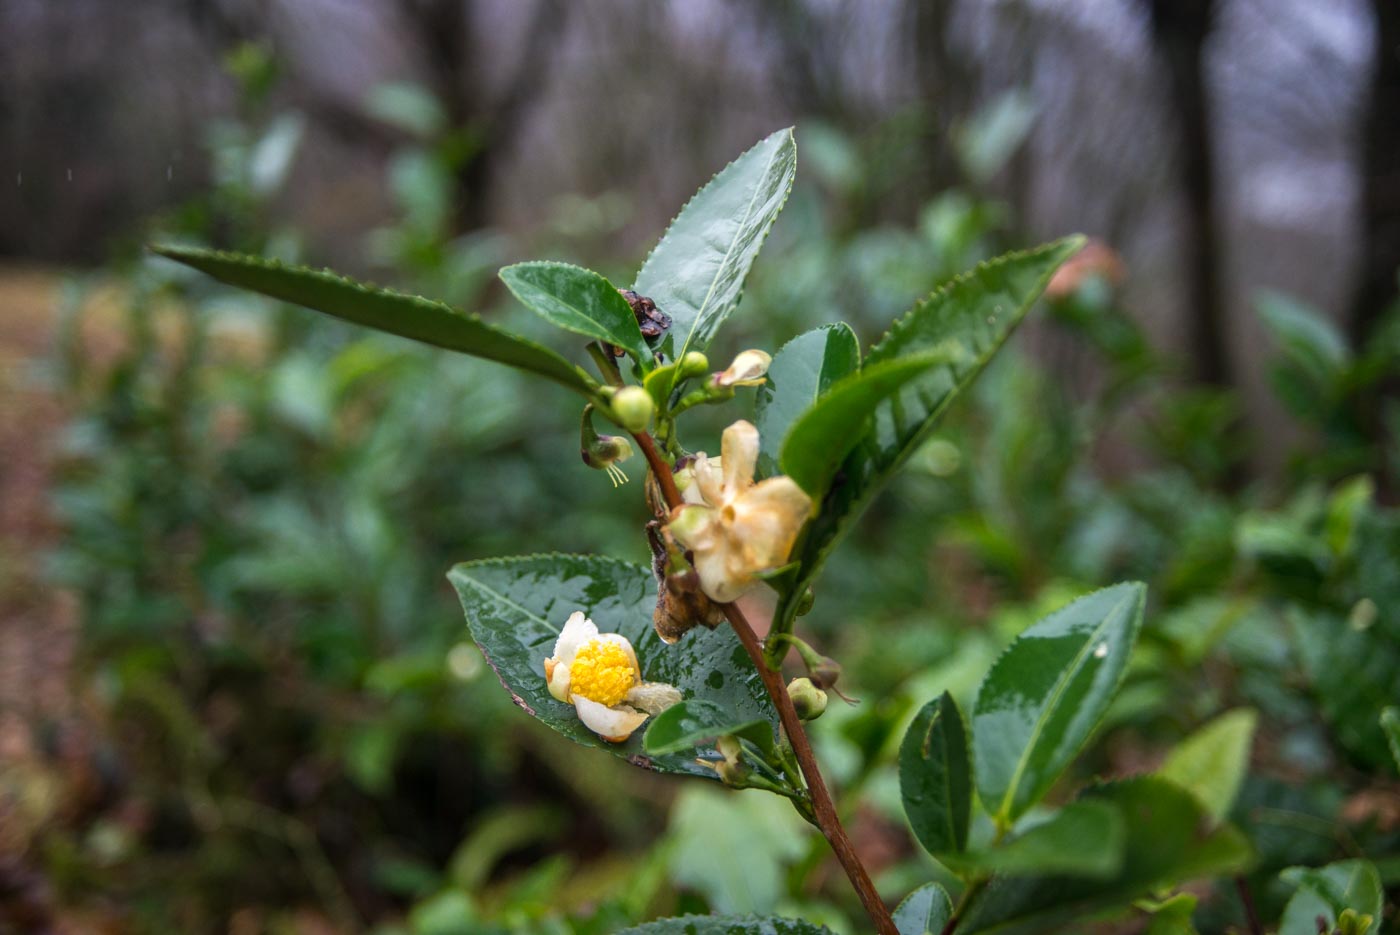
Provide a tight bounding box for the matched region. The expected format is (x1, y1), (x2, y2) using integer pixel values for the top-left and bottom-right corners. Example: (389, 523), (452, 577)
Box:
(153, 246), (597, 395)
(616, 915), (833, 934)
(942, 801), (1124, 879)
(899, 691), (972, 856)
(958, 778), (1253, 935)
(1382, 707), (1400, 772)
(1158, 709), (1257, 823)
(636, 128), (797, 372)
(894, 883), (953, 935)
(1292, 609), (1400, 770)
(1257, 290), (1350, 385)
(776, 239), (1082, 627)
(780, 351), (956, 499)
(667, 787), (808, 915)
(1139, 894), (1199, 935)
(499, 261), (652, 364)
(973, 582), (1146, 824)
(644, 698), (774, 757)
(1278, 860), (1383, 935)
(448, 554), (776, 778)
(755, 323), (860, 476)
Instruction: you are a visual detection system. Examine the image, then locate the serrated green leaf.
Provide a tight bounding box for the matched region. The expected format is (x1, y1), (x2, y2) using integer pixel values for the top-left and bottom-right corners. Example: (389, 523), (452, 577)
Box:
(755, 323), (860, 476)
(636, 128), (797, 374)
(1279, 860), (1383, 935)
(153, 246), (597, 395)
(781, 350), (956, 499)
(1158, 708), (1257, 824)
(958, 777), (1253, 935)
(942, 801), (1124, 879)
(973, 582), (1146, 824)
(1292, 608), (1400, 770)
(499, 261), (652, 365)
(448, 554), (776, 778)
(616, 914), (833, 934)
(893, 882), (953, 935)
(644, 698), (774, 757)
(1382, 707), (1400, 772)
(899, 691), (972, 856)
(775, 239), (1082, 630)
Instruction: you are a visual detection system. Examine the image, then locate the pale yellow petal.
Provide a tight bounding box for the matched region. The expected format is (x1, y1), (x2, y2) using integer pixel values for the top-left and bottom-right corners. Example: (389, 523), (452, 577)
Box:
(691, 452), (725, 507)
(626, 681), (682, 715)
(692, 541), (750, 603)
(720, 421), (760, 499)
(572, 695), (649, 743)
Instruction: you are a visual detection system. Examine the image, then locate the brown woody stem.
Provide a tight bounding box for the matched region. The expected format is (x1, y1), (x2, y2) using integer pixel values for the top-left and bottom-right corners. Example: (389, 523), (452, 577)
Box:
(631, 429), (898, 935)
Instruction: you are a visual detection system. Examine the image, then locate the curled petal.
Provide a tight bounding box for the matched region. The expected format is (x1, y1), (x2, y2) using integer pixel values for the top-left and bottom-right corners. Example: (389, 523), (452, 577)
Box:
(572, 695), (649, 743)
(626, 681), (683, 715)
(692, 540), (749, 603)
(690, 453), (725, 507)
(719, 420), (760, 501)
(729, 477), (813, 567)
(546, 660), (572, 702)
(716, 349), (771, 387)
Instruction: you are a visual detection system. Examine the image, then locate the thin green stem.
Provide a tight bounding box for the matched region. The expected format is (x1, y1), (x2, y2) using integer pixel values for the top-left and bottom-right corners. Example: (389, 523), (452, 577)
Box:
(586, 341), (624, 387)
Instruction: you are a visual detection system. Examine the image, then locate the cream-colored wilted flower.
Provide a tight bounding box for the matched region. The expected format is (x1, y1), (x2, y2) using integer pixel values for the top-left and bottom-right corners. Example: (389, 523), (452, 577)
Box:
(713, 349), (771, 388)
(543, 612), (681, 743)
(667, 420), (813, 603)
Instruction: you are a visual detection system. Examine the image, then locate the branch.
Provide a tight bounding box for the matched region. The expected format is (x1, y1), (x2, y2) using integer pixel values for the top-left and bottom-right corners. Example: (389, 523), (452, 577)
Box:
(631, 430), (898, 935)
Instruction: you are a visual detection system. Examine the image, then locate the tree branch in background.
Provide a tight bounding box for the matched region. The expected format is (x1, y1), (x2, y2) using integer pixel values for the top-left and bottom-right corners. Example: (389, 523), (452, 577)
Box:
(1147, 0), (1232, 389)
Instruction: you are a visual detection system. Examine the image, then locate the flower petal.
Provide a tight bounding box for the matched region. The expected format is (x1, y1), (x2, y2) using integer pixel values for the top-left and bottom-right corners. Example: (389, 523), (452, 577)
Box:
(572, 695), (649, 743)
(551, 611), (597, 665)
(720, 420), (760, 500)
(547, 660), (572, 702)
(691, 453), (725, 507)
(717, 349), (771, 387)
(692, 541), (749, 603)
(626, 681), (683, 715)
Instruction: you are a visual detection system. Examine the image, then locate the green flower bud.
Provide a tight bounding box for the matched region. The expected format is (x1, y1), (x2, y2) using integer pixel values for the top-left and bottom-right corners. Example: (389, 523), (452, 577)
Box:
(679, 351), (710, 378)
(611, 385), (654, 433)
(787, 677), (828, 720)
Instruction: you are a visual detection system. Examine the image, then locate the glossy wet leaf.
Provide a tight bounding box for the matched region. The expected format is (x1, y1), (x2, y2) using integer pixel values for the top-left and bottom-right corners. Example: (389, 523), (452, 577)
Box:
(943, 801), (1124, 879)
(499, 261), (652, 365)
(958, 778), (1253, 935)
(617, 915), (833, 934)
(1382, 707), (1400, 772)
(972, 582), (1146, 824)
(1158, 708), (1257, 823)
(899, 691), (972, 856)
(153, 246), (597, 396)
(781, 350), (957, 499)
(635, 128), (797, 375)
(644, 698), (774, 757)
(893, 882), (953, 935)
(1278, 860), (1382, 935)
(775, 238), (1082, 628)
(755, 323), (860, 476)
(448, 554), (776, 778)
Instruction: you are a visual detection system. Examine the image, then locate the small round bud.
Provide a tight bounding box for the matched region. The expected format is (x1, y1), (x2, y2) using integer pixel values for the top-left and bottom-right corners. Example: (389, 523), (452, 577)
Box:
(611, 385), (654, 433)
(713, 349), (772, 388)
(810, 656), (842, 691)
(795, 586), (815, 617)
(679, 351), (710, 378)
(787, 677), (828, 721)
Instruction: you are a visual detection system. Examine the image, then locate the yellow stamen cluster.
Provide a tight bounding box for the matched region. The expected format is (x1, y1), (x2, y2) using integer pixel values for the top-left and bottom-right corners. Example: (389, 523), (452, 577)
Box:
(567, 639), (637, 707)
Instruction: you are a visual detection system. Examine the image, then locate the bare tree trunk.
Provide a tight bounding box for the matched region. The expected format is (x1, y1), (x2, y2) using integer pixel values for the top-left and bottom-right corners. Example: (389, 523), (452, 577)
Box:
(1147, 0), (1231, 388)
(1351, 0), (1400, 344)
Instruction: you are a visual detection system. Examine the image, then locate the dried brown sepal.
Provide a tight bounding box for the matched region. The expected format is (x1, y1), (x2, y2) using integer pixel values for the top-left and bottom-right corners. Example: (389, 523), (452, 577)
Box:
(647, 521), (725, 643)
(618, 289), (672, 339)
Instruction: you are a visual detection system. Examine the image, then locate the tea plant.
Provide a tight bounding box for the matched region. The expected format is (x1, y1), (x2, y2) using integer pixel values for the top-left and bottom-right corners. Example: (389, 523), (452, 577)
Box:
(153, 130), (1391, 934)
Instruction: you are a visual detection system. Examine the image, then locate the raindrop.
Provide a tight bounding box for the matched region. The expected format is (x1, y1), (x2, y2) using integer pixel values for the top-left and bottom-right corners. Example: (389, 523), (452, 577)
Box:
(1093, 642), (1109, 659)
